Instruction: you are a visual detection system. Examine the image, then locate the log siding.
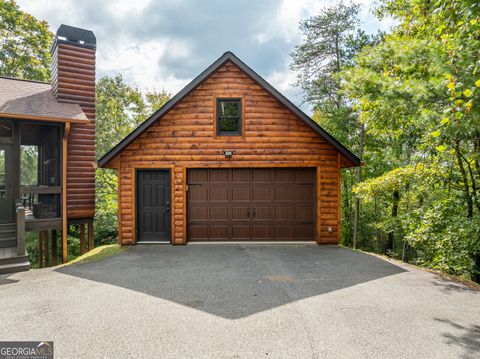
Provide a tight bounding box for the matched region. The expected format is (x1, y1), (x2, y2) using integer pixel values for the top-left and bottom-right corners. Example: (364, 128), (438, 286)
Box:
(112, 61), (347, 244)
(52, 42), (96, 219)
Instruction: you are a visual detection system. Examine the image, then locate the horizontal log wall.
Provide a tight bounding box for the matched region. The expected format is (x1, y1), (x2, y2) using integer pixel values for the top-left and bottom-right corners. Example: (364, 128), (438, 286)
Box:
(52, 43), (96, 219)
(116, 61), (343, 244)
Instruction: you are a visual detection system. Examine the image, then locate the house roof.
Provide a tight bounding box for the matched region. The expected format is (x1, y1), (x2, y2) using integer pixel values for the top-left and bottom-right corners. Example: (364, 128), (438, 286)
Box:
(0, 77), (88, 122)
(98, 51), (361, 167)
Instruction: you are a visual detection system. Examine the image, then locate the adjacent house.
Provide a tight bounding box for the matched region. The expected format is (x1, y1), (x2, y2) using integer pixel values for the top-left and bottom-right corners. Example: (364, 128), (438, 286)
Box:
(0, 25), (96, 273)
(99, 52), (360, 245)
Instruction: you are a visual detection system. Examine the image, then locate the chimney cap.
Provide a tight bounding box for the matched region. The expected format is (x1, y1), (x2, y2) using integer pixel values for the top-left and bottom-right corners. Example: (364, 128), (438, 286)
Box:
(55, 24), (96, 50)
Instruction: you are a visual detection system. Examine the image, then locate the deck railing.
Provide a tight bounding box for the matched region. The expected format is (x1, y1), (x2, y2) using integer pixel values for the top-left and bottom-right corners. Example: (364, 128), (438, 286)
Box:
(15, 199), (25, 257)
(20, 186), (61, 219)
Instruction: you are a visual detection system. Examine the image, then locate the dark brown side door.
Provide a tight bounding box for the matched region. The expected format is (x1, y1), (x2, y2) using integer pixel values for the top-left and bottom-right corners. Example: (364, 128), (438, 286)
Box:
(187, 168), (315, 241)
(137, 170), (171, 242)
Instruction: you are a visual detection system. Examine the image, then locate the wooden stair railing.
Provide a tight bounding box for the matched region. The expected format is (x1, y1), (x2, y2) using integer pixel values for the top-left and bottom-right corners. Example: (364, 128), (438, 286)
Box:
(15, 199), (26, 257)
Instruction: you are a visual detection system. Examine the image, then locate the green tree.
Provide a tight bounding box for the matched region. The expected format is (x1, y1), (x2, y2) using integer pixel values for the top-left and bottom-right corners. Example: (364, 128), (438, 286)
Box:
(343, 0), (480, 281)
(291, 3), (381, 248)
(95, 75), (170, 244)
(0, 0), (52, 81)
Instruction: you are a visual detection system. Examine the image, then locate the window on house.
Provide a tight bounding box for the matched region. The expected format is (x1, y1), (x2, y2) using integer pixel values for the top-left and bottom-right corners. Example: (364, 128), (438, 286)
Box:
(216, 98), (242, 136)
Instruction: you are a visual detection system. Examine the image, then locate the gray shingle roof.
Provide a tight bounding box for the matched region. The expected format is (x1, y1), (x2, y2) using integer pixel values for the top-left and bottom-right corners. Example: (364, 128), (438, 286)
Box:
(0, 77), (88, 121)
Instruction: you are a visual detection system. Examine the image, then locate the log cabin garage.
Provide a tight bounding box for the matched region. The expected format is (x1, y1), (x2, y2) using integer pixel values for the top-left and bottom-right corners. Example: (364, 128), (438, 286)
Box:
(98, 52), (361, 245)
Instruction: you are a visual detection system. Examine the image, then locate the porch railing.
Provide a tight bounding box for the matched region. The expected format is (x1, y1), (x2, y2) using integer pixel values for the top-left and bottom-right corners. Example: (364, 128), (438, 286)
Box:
(20, 186), (61, 219)
(15, 199), (25, 257)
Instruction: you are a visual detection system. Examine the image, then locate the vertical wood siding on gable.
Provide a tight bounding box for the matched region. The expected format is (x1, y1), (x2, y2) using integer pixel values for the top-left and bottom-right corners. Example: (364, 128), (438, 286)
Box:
(117, 61), (341, 244)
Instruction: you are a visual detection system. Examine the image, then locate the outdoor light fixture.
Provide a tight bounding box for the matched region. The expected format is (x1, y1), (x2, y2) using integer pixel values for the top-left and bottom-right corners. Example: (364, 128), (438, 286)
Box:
(328, 226), (333, 233)
(224, 150), (234, 158)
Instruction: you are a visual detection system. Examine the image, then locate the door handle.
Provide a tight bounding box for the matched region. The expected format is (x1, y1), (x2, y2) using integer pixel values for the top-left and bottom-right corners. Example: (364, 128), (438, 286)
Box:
(252, 208), (256, 218)
(247, 208), (250, 218)
(166, 201), (170, 212)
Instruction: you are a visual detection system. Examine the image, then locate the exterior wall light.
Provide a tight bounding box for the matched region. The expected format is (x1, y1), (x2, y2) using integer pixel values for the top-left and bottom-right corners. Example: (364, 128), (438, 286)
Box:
(224, 150), (234, 159)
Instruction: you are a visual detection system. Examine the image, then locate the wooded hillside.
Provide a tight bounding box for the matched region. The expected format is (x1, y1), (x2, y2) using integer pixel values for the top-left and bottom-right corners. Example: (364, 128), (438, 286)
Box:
(291, 0), (480, 282)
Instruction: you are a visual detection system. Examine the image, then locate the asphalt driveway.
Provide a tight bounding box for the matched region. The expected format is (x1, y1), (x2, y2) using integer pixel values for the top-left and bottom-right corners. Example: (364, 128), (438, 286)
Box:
(0, 244), (479, 358)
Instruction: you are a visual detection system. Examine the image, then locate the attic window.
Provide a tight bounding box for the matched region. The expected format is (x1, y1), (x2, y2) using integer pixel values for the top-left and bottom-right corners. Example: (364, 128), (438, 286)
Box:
(216, 98), (242, 136)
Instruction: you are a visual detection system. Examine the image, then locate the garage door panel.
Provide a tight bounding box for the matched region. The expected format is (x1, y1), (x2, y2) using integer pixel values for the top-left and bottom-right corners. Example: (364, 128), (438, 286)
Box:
(232, 187), (250, 202)
(296, 186), (314, 201)
(295, 206), (314, 221)
(189, 185), (208, 202)
(274, 168), (295, 183)
(187, 168), (315, 241)
(295, 168), (316, 183)
(252, 185), (272, 202)
(210, 206), (229, 220)
(275, 186), (295, 201)
(209, 225), (229, 239)
(232, 225), (250, 240)
(209, 187), (228, 202)
(252, 206), (273, 220)
(252, 168), (272, 182)
(275, 206), (295, 220)
(232, 207), (250, 220)
(189, 225), (208, 240)
(189, 206), (208, 221)
(189, 168), (208, 183)
(209, 169), (229, 182)
(295, 224), (314, 239)
(232, 168), (251, 182)
(275, 225), (293, 239)
(252, 225), (272, 240)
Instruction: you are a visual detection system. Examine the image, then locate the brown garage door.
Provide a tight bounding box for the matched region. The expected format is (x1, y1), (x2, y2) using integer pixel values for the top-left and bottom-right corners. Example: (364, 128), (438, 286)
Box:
(187, 168), (315, 241)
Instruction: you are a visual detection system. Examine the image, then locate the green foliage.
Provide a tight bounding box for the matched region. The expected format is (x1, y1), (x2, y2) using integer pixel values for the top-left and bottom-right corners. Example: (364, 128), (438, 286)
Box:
(0, 0), (52, 81)
(338, 0), (480, 280)
(94, 75), (171, 245)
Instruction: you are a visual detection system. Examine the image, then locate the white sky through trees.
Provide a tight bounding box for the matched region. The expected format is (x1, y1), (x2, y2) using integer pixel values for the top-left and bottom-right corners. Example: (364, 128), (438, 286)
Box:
(17, 0), (395, 114)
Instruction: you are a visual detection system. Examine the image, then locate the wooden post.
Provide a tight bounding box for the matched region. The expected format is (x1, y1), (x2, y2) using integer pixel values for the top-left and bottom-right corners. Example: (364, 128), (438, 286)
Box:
(16, 201), (26, 256)
(38, 232), (43, 268)
(62, 123), (70, 263)
(44, 230), (49, 267)
(88, 221), (94, 251)
(79, 224), (86, 255)
(38, 230), (48, 268)
(51, 230), (57, 266)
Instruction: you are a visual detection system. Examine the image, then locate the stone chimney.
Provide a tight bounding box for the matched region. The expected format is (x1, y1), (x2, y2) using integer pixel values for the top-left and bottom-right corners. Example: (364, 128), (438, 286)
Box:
(51, 24), (96, 219)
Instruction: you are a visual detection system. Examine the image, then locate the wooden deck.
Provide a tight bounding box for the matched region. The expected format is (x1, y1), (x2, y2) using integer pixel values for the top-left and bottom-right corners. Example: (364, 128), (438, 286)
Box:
(25, 214), (61, 231)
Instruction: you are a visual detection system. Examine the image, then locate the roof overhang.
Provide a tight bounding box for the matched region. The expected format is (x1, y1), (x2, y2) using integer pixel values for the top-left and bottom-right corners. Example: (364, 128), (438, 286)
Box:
(98, 51), (361, 168)
(0, 112), (88, 124)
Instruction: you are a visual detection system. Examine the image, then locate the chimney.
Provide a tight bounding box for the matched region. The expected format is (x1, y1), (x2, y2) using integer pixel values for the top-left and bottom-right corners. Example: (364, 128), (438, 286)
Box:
(51, 24), (96, 119)
(51, 24), (96, 219)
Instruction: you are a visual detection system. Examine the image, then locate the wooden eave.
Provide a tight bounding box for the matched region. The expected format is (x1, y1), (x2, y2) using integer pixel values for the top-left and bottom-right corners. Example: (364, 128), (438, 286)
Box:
(0, 112), (89, 124)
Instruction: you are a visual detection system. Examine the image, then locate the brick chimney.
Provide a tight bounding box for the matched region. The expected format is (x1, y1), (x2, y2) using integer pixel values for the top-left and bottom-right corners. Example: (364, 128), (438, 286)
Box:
(51, 24), (96, 219)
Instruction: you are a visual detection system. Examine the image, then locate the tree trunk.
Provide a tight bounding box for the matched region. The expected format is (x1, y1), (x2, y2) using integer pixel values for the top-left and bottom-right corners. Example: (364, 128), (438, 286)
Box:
(385, 189), (400, 255)
(353, 123), (365, 249)
(454, 140), (473, 219)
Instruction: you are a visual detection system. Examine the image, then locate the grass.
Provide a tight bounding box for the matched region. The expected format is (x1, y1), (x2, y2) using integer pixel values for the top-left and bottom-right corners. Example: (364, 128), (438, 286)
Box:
(60, 244), (127, 267)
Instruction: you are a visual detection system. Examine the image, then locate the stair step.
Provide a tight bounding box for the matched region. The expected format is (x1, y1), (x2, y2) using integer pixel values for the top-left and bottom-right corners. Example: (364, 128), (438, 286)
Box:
(0, 254), (28, 266)
(0, 261), (30, 275)
(0, 238), (16, 248)
(0, 224), (16, 230)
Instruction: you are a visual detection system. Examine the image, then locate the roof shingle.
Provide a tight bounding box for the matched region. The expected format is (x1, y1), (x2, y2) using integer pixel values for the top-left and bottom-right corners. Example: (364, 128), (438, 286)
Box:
(0, 77), (88, 121)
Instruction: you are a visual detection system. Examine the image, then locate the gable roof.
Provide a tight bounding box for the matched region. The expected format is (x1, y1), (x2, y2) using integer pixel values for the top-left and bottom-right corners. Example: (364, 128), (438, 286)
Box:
(98, 51), (361, 167)
(0, 77), (88, 122)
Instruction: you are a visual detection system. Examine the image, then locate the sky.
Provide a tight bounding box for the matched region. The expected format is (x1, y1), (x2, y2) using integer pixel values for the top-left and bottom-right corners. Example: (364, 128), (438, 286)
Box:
(17, 0), (395, 114)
